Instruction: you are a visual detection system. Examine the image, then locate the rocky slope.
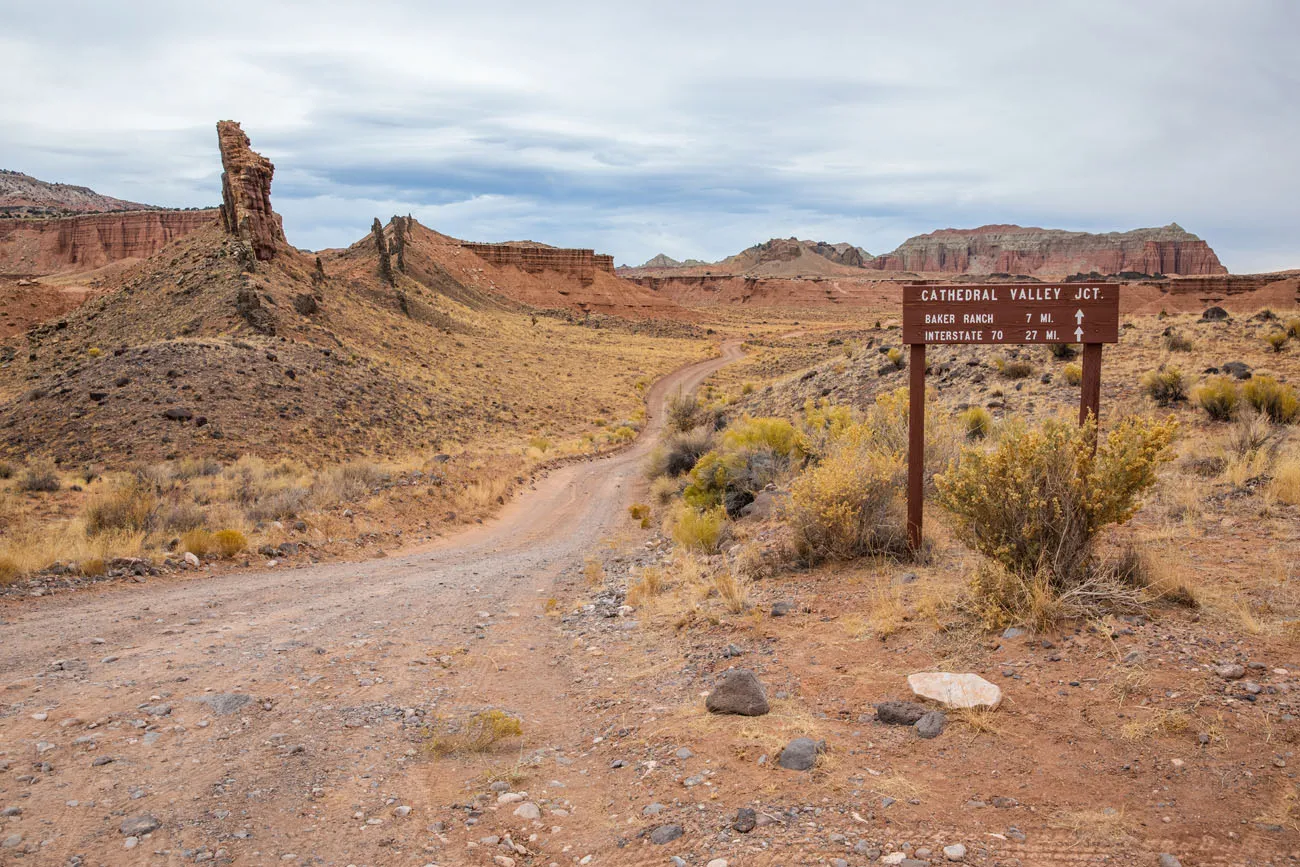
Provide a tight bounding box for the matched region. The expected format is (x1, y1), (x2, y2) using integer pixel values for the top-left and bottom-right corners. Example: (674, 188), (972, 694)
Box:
(0, 168), (155, 217)
(0, 209), (219, 276)
(869, 223), (1226, 276)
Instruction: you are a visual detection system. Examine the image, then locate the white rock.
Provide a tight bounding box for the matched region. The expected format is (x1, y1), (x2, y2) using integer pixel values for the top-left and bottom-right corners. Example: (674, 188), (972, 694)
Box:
(497, 793), (525, 805)
(184, 552), (200, 568)
(708, 860), (729, 867)
(882, 854), (907, 866)
(944, 843), (967, 861)
(513, 802), (541, 820)
(908, 672), (1002, 709)
(393, 805), (411, 817)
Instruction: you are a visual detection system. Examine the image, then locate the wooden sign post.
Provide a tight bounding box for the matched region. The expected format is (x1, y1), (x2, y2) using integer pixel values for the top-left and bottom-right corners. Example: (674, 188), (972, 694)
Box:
(901, 283), (1120, 551)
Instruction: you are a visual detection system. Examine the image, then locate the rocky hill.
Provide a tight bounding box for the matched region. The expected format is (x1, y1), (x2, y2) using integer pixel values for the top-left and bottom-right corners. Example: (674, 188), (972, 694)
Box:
(0, 121), (697, 467)
(626, 224), (1227, 279)
(868, 223), (1226, 277)
(0, 169), (156, 217)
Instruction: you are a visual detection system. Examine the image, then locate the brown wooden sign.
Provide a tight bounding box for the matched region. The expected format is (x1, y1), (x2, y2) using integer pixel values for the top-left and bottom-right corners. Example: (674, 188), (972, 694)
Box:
(902, 283), (1119, 345)
(903, 283), (1119, 551)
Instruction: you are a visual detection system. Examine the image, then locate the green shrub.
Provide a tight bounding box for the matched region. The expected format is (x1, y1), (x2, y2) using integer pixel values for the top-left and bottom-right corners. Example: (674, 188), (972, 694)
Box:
(959, 406), (993, 440)
(720, 417), (799, 459)
(85, 481), (156, 534)
(1062, 363), (1082, 386)
(936, 415), (1177, 587)
(785, 439), (906, 563)
(671, 505), (727, 553)
(18, 463), (60, 493)
(1140, 367), (1187, 406)
(885, 347), (904, 369)
(1242, 375), (1300, 423)
(1192, 375), (1239, 421)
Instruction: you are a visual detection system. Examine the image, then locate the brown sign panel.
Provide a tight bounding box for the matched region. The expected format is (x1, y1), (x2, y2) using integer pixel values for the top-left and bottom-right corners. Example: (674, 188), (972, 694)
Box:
(902, 283), (1120, 345)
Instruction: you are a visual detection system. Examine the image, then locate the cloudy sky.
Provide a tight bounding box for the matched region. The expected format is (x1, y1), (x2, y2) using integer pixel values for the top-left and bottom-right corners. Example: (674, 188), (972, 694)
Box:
(3, 1), (1297, 271)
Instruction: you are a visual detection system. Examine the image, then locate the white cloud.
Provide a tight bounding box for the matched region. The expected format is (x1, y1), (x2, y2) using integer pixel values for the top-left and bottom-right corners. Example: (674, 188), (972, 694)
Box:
(1, 0), (1296, 271)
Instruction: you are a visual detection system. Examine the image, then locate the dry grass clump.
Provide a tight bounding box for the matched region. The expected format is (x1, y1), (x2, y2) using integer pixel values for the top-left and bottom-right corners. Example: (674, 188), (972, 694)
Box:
(1140, 367), (1187, 406)
(308, 461), (387, 508)
(85, 481), (156, 534)
(0, 556), (20, 585)
(425, 709), (523, 756)
(18, 462), (61, 493)
(627, 566), (667, 606)
(1049, 342), (1077, 360)
(1163, 331), (1193, 352)
(0, 461), (13, 480)
(1272, 455), (1300, 505)
(1192, 375), (1240, 421)
(1062, 363), (1083, 386)
(994, 357), (1035, 379)
(181, 528), (214, 557)
(959, 406), (993, 440)
(671, 504), (728, 553)
(937, 415), (1177, 625)
(1288, 318), (1300, 339)
(666, 389), (714, 434)
(1242, 375), (1300, 424)
(212, 529), (248, 557)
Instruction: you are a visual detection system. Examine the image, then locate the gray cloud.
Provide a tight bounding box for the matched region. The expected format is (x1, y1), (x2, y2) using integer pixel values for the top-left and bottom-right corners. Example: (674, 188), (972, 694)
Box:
(1, 0), (1296, 271)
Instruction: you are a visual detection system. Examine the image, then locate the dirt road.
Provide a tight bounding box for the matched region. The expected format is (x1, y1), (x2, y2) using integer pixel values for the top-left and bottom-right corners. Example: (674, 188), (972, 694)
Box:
(0, 343), (742, 865)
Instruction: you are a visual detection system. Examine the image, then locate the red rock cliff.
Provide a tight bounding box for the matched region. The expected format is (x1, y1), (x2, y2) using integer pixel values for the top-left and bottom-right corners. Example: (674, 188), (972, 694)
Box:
(0, 209), (219, 276)
(458, 242), (616, 286)
(870, 223), (1226, 277)
(217, 120), (284, 261)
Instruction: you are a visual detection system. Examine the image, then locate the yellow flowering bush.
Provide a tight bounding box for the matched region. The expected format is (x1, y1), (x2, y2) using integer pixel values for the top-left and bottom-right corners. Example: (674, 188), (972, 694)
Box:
(936, 415), (1176, 586)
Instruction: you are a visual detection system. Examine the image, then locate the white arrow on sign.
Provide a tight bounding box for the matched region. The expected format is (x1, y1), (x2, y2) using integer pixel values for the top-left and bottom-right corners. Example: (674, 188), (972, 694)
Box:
(1075, 309), (1084, 324)
(1074, 326), (1084, 341)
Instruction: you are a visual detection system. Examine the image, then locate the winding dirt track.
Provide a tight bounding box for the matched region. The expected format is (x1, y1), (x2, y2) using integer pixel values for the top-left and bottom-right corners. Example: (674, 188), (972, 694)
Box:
(0, 342), (741, 864)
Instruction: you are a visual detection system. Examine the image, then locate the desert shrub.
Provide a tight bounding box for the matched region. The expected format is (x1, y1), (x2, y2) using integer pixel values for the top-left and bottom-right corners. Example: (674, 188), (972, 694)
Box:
(936, 415), (1177, 588)
(212, 529), (248, 557)
(650, 475), (682, 506)
(0, 556), (20, 585)
(626, 566), (666, 606)
(1225, 408), (1281, 460)
(528, 436), (551, 453)
(721, 416), (800, 459)
(1192, 375), (1239, 421)
(860, 388), (962, 487)
(1242, 375), (1300, 424)
(87, 347), (102, 357)
(181, 528), (214, 557)
(1062, 363), (1083, 386)
(885, 347), (904, 369)
(671, 505), (727, 553)
(425, 709), (522, 756)
(1049, 343), (1077, 360)
(80, 557), (106, 577)
(245, 486), (308, 522)
(1265, 331), (1290, 353)
(785, 437), (907, 563)
(741, 382), (755, 395)
(0, 461), (12, 480)
(1140, 367), (1187, 406)
(647, 427), (715, 479)
(666, 390), (702, 433)
(1163, 332), (1193, 352)
(1288, 318), (1300, 339)
(18, 463), (60, 493)
(959, 406), (993, 440)
(85, 481), (156, 534)
(995, 357), (1035, 379)
(157, 499), (206, 532)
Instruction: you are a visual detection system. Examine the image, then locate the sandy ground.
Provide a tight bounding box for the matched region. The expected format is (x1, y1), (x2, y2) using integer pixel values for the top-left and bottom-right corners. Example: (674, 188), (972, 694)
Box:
(0, 345), (739, 865)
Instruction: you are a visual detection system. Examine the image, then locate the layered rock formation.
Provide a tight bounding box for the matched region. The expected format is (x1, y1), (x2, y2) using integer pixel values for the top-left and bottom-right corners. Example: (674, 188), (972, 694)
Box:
(0, 209), (219, 275)
(869, 224), (1226, 277)
(459, 242), (616, 286)
(217, 120), (285, 261)
(0, 169), (153, 217)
